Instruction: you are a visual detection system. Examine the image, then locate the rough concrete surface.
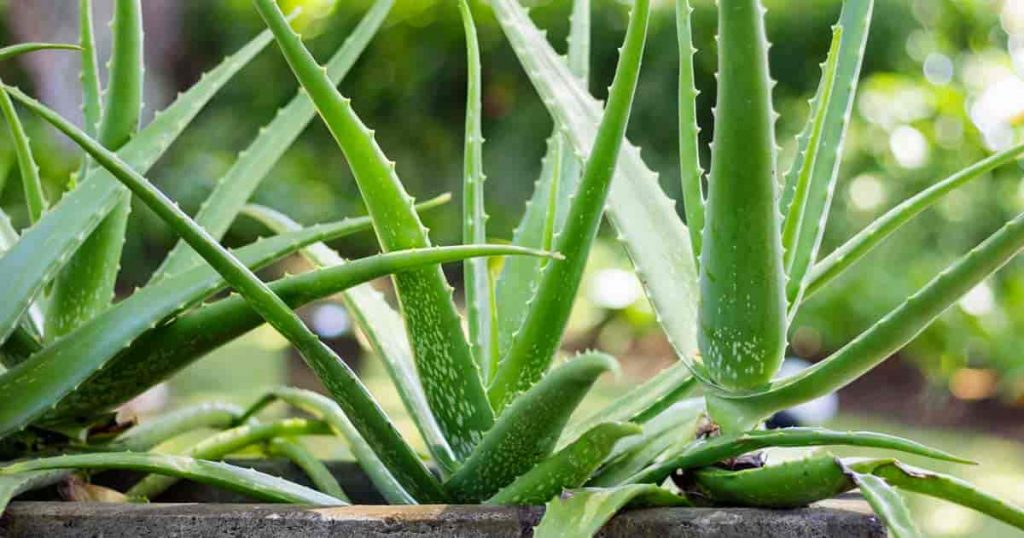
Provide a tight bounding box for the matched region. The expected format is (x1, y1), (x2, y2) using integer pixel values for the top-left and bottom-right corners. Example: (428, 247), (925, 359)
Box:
(0, 498), (883, 537)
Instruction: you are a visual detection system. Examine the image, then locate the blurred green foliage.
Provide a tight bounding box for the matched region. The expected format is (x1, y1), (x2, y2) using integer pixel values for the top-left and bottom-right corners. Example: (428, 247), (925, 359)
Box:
(1, 0), (1022, 401)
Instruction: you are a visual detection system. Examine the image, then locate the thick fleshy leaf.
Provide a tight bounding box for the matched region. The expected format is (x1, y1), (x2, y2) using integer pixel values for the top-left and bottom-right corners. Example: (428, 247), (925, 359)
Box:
(126, 418), (330, 500)
(803, 142), (1024, 301)
(487, 422), (641, 505)
(0, 83), (46, 223)
(113, 402), (245, 451)
(533, 485), (689, 538)
(446, 352), (619, 502)
(241, 387), (414, 505)
(48, 0), (144, 338)
(676, 0), (703, 265)
(488, 0), (702, 387)
(489, 0), (651, 412)
(1, 453), (346, 505)
(851, 472), (922, 538)
(268, 437), (348, 501)
(686, 454), (854, 508)
(0, 470), (69, 515)
(630, 427), (971, 485)
(241, 202), (458, 475)
(254, 0), (492, 461)
(494, 0), (590, 371)
(708, 208), (1024, 431)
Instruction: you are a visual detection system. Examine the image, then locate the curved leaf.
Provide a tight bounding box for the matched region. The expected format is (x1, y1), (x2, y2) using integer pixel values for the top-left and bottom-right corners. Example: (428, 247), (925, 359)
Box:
(1, 453), (345, 505)
(851, 471), (922, 538)
(487, 422), (641, 505)
(268, 437), (348, 501)
(254, 0), (492, 460)
(686, 454), (854, 508)
(446, 352), (619, 502)
(113, 402), (245, 451)
(533, 485), (688, 538)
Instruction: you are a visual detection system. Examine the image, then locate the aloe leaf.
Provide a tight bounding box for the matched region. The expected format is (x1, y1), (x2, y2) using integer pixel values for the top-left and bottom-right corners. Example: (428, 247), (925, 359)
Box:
(783, 0), (875, 308)
(154, 0), (393, 281)
(2, 91), (453, 501)
(630, 427), (971, 485)
(488, 0), (650, 412)
(533, 485), (689, 538)
(0, 25), (273, 346)
(458, 0), (497, 379)
(113, 402), (245, 451)
(851, 472), (922, 538)
(0, 211), (42, 369)
(1, 453), (346, 505)
(486, 422), (641, 506)
(78, 0), (102, 138)
(0, 470), (69, 515)
(587, 400), (704, 487)
(708, 209), (1024, 431)
(446, 352), (619, 502)
(241, 201), (458, 475)
(561, 361), (697, 445)
(48, 243), (551, 423)
(0, 43), (80, 62)
(241, 387), (414, 505)
(0, 78), (46, 224)
(804, 142), (1024, 301)
(851, 459), (1024, 530)
(268, 437), (348, 501)
(687, 454), (854, 508)
(254, 0), (492, 461)
(489, 0), (702, 386)
(494, 0), (590, 367)
(7, 214), (388, 429)
(697, 0), (787, 393)
(677, 0), (703, 265)
(47, 0), (144, 339)
(127, 418), (329, 500)
(782, 27), (843, 275)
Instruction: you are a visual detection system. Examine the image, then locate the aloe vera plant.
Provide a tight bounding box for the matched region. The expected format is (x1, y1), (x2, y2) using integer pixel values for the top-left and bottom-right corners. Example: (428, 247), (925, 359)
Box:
(0, 1), (1022, 537)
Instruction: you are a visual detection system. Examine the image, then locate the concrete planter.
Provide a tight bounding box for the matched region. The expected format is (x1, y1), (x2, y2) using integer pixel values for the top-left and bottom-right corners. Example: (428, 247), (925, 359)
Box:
(0, 460), (884, 537)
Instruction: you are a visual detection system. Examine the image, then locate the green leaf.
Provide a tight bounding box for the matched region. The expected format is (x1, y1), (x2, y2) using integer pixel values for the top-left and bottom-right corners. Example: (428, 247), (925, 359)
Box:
(686, 454), (854, 508)
(48, 243), (551, 424)
(458, 0), (497, 380)
(0, 43), (80, 62)
(851, 459), (1024, 530)
(3, 88), (449, 503)
(126, 418), (330, 500)
(487, 422), (641, 506)
(676, 0), (703, 266)
(489, 0), (651, 413)
(494, 0), (590, 372)
(587, 399), (704, 487)
(0, 470), (69, 515)
(241, 387), (415, 505)
(0, 24), (274, 346)
(707, 208), (1024, 431)
(561, 361), (696, 445)
(698, 0), (786, 392)
(78, 0), (102, 138)
(47, 0), (144, 339)
(268, 437), (348, 501)
(154, 0), (393, 281)
(783, 0), (875, 308)
(241, 201), (459, 476)
(488, 0), (702, 388)
(445, 352), (619, 502)
(804, 142), (1024, 301)
(533, 485), (688, 538)
(254, 0), (492, 461)
(113, 402), (245, 451)
(0, 79), (46, 224)
(1, 453), (346, 505)
(12, 214), (389, 428)
(851, 472), (922, 538)
(782, 26), (843, 275)
(629, 427), (972, 485)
